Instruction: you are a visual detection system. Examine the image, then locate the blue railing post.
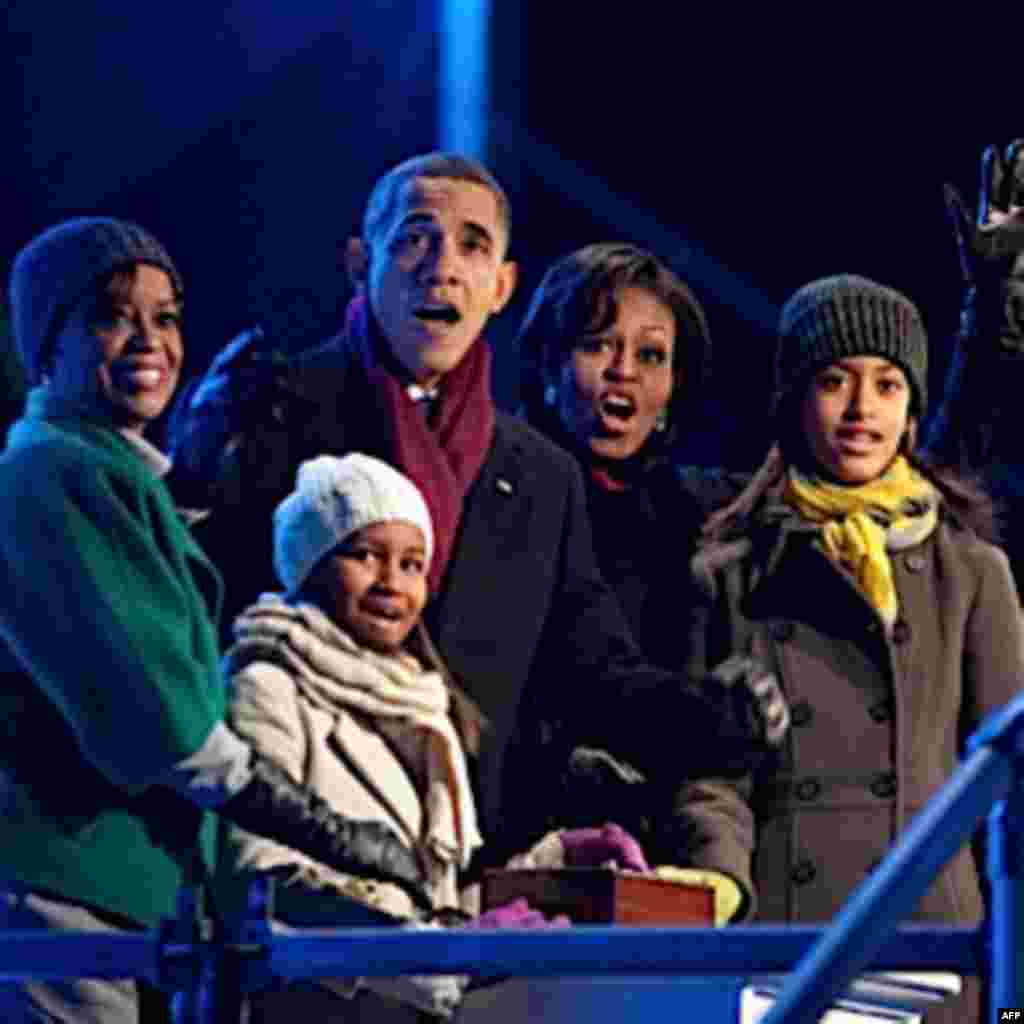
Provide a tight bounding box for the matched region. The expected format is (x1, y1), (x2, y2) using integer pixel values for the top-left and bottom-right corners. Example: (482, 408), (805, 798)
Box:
(162, 882), (210, 1024)
(761, 691), (1024, 1024)
(988, 752), (1024, 1016)
(973, 693), (1024, 1022)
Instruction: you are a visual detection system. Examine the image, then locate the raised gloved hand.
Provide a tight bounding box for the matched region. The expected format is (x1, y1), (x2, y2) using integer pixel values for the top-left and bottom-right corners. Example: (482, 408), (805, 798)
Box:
(188, 326), (289, 415)
(560, 823), (649, 872)
(468, 898), (570, 929)
(944, 141), (1024, 353)
(705, 653), (789, 748)
(167, 326), (294, 483)
(219, 753), (431, 913)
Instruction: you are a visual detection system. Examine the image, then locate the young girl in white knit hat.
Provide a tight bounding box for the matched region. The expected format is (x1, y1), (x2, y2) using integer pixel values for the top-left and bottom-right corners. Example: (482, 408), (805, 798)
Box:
(225, 452), (482, 917)
(225, 453), (657, 1021)
(224, 452), (487, 1020)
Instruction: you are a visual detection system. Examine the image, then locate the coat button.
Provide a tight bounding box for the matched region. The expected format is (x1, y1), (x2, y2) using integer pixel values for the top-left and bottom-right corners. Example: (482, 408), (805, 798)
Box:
(905, 553), (926, 573)
(891, 620), (911, 645)
(791, 859), (816, 885)
(770, 621), (795, 643)
(870, 771), (898, 799)
(794, 777), (822, 801)
(790, 700), (814, 728)
(868, 699), (893, 723)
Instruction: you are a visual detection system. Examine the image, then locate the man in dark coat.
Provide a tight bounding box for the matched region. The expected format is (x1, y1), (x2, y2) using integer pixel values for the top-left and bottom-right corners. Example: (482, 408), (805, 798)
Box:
(169, 152), (788, 861)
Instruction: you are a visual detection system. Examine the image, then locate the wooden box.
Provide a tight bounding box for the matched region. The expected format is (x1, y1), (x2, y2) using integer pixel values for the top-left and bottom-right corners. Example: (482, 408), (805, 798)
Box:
(482, 868), (715, 926)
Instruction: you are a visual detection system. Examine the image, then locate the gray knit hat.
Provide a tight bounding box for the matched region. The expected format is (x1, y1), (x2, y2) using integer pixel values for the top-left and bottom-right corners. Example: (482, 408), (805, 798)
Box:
(274, 453), (435, 594)
(773, 274), (928, 420)
(8, 217), (183, 384)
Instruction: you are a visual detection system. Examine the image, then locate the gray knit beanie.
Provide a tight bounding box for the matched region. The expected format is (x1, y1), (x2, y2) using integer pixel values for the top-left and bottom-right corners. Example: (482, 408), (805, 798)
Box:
(773, 274), (928, 421)
(274, 453), (435, 594)
(9, 217), (183, 384)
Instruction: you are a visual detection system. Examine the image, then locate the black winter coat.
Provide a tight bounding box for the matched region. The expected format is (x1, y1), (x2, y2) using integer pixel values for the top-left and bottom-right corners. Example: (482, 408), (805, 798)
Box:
(172, 341), (762, 861)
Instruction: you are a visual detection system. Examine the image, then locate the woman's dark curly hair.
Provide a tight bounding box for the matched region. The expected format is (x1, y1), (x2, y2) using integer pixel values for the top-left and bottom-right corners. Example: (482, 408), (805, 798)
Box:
(517, 243), (711, 458)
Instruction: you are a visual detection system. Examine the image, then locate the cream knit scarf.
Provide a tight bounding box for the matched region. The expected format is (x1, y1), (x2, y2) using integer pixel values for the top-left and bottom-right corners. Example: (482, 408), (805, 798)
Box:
(231, 595), (483, 872)
(783, 456), (939, 629)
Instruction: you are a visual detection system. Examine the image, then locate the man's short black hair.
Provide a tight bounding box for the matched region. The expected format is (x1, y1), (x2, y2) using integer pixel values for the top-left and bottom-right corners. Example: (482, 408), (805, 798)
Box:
(362, 152), (511, 254)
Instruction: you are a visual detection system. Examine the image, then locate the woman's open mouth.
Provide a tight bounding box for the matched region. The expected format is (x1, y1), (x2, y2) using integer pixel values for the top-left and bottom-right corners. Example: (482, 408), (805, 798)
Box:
(599, 393), (636, 424)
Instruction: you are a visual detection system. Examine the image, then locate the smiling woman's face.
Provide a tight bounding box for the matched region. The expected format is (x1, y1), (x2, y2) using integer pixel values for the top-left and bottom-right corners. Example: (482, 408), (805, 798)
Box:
(556, 285), (677, 461)
(49, 263), (183, 433)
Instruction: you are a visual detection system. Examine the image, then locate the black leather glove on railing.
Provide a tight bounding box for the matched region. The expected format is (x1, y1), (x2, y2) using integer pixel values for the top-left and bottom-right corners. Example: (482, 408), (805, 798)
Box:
(944, 141), (1024, 353)
(219, 754), (431, 913)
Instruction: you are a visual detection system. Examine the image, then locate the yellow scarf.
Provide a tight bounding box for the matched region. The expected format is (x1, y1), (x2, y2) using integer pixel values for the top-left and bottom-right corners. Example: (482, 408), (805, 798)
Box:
(783, 456), (938, 628)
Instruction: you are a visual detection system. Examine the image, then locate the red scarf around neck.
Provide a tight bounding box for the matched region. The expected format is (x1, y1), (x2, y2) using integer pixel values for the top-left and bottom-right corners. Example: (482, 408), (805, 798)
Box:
(344, 295), (496, 594)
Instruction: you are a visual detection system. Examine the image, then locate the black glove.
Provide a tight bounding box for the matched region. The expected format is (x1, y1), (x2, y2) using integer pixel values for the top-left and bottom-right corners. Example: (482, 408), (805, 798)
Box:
(944, 141), (1024, 353)
(167, 326), (294, 484)
(703, 653), (789, 749)
(561, 746), (654, 837)
(219, 754), (431, 913)
(188, 326), (290, 416)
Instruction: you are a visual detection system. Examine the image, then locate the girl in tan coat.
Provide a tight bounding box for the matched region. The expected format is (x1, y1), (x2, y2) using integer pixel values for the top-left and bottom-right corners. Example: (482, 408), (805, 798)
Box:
(224, 452), (645, 1022)
(689, 275), (1024, 1024)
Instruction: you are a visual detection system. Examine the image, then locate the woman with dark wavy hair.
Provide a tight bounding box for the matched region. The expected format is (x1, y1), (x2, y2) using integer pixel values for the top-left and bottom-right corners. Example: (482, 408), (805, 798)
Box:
(518, 242), (739, 666)
(517, 243), (758, 920)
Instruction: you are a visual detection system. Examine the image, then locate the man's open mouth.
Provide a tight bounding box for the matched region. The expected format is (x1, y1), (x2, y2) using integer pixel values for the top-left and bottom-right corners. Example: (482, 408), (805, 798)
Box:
(414, 303), (461, 324)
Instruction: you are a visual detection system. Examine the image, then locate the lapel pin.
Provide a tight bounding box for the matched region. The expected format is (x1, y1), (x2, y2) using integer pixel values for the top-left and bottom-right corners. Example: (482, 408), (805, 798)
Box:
(496, 477), (514, 495)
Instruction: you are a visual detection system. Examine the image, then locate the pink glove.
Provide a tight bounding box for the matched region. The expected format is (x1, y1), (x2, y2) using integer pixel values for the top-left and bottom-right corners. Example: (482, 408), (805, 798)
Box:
(560, 823), (649, 872)
(468, 898), (570, 929)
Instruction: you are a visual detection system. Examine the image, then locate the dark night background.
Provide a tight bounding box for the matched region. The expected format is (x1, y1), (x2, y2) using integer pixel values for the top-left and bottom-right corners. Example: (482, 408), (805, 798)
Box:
(1, 3), (1014, 468)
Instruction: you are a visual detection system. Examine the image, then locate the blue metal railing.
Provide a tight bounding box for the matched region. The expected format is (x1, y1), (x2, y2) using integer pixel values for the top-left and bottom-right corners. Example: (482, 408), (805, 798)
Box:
(759, 688), (1024, 1024)
(0, 923), (983, 984)
(0, 690), (1020, 1022)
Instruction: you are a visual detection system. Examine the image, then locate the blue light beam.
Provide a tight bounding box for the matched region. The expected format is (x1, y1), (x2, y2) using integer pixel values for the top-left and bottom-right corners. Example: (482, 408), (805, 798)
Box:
(439, 0), (490, 158)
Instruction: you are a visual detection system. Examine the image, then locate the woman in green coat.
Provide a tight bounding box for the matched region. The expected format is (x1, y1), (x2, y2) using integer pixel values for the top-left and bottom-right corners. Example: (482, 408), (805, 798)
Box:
(0, 218), (427, 1023)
